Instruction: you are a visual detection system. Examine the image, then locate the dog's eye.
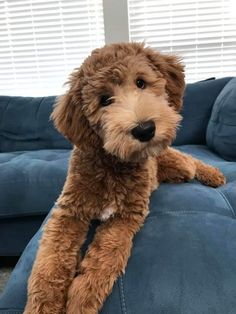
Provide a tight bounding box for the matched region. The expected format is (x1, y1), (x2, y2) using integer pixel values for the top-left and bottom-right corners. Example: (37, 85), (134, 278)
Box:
(136, 79), (146, 89)
(100, 95), (113, 106)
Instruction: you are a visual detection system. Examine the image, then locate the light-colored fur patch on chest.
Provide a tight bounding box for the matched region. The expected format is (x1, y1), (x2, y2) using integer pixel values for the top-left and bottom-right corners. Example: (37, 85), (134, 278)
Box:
(100, 206), (116, 221)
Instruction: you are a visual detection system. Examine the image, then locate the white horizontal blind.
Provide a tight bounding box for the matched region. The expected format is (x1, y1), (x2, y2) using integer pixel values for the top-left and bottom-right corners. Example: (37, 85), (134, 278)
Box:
(0, 0), (104, 96)
(128, 0), (236, 82)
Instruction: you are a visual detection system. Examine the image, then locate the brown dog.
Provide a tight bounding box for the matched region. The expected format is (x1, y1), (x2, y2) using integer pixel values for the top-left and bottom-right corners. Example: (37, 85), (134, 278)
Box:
(24, 42), (225, 314)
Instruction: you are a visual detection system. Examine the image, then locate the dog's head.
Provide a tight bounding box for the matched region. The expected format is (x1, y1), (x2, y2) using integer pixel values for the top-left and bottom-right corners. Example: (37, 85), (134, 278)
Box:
(52, 42), (185, 161)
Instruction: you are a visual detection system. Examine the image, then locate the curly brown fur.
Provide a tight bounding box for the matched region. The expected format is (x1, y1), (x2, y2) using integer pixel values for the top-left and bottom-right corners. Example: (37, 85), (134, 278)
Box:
(24, 42), (225, 314)
(157, 147), (225, 186)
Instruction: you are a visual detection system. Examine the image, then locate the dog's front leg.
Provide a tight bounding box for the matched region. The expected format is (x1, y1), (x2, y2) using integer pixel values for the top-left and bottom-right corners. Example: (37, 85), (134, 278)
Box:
(24, 207), (89, 314)
(66, 212), (146, 314)
(157, 147), (225, 187)
(157, 147), (196, 183)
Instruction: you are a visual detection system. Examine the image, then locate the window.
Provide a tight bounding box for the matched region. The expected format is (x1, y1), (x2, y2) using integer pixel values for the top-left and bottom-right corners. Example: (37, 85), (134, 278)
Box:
(0, 0), (235, 96)
(0, 0), (104, 96)
(128, 0), (236, 82)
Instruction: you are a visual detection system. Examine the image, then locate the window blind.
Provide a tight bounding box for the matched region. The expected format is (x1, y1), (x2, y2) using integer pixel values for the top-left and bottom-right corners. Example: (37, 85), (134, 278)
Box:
(0, 0), (104, 96)
(128, 0), (236, 82)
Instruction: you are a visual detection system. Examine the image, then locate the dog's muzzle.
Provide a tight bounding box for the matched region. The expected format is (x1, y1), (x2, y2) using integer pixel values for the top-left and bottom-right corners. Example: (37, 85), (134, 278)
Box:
(131, 120), (156, 142)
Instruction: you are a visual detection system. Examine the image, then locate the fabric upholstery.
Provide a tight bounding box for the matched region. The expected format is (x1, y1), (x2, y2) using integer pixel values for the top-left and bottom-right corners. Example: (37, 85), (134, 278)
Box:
(0, 216), (47, 256)
(0, 96), (71, 152)
(206, 78), (236, 161)
(0, 95), (71, 255)
(0, 149), (70, 255)
(0, 149), (69, 218)
(173, 77), (232, 146)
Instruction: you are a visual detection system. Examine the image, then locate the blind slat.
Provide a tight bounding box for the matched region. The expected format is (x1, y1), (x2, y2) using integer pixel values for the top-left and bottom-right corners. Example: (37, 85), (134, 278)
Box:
(128, 0), (236, 82)
(0, 0), (105, 96)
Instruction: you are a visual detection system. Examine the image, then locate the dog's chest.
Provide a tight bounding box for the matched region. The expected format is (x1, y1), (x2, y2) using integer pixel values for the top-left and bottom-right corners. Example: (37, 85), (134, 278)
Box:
(100, 206), (116, 221)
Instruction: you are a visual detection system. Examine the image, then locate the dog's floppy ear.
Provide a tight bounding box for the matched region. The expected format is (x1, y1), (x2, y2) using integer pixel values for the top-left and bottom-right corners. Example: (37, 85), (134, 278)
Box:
(51, 72), (97, 148)
(145, 47), (185, 112)
(51, 92), (81, 144)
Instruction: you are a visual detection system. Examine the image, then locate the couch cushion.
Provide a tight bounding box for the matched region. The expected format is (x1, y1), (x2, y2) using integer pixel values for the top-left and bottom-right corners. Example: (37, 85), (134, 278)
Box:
(174, 77), (232, 146)
(103, 212), (236, 314)
(0, 149), (70, 218)
(149, 144), (236, 219)
(103, 145), (236, 313)
(206, 78), (236, 161)
(0, 78), (233, 153)
(0, 96), (72, 152)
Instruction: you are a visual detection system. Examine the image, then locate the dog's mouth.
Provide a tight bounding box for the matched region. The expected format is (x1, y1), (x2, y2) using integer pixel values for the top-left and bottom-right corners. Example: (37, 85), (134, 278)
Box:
(129, 137), (171, 161)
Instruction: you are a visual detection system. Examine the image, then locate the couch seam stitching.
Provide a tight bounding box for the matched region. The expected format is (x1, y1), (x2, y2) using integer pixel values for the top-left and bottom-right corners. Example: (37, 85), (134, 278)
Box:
(0, 212), (49, 218)
(215, 189), (236, 219)
(209, 120), (236, 127)
(119, 276), (127, 314)
(147, 210), (234, 218)
(0, 310), (23, 314)
(0, 179), (65, 185)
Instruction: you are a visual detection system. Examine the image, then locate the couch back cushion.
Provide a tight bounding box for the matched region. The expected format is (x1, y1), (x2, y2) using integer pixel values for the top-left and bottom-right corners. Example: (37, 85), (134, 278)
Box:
(0, 78), (234, 152)
(206, 78), (236, 161)
(0, 96), (72, 152)
(174, 77), (232, 146)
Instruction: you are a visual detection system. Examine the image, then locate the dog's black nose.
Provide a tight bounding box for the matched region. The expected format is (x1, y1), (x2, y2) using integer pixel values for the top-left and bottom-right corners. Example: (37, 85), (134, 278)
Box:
(131, 120), (156, 142)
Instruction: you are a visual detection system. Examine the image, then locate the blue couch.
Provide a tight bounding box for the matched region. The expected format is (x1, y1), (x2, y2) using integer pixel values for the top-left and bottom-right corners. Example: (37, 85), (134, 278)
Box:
(0, 96), (72, 256)
(0, 77), (236, 313)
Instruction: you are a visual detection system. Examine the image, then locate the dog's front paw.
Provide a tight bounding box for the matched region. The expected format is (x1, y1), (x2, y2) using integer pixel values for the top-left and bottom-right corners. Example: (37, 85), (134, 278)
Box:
(196, 163), (226, 188)
(206, 167), (226, 187)
(67, 275), (98, 314)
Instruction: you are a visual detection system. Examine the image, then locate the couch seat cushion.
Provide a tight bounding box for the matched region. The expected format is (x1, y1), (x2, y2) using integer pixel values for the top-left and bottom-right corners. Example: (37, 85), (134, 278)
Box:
(101, 144), (236, 314)
(0, 149), (70, 218)
(148, 144), (236, 219)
